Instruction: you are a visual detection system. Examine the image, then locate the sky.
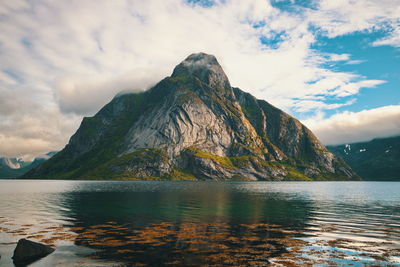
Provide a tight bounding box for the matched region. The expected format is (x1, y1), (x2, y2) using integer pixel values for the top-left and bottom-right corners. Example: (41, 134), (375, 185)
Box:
(0, 0), (399, 160)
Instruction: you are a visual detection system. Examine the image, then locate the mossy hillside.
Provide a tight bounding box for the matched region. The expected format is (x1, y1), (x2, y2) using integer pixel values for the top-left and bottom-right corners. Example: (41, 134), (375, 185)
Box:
(79, 117), (103, 138)
(68, 148), (168, 180)
(284, 171), (312, 181)
(70, 93), (148, 176)
(187, 147), (236, 169)
(31, 144), (346, 181)
(185, 147), (321, 181)
(62, 149), (198, 181)
(68, 149), (201, 181)
(115, 148), (169, 164)
(25, 91), (152, 179)
(168, 76), (192, 84)
(166, 169), (198, 181)
(229, 155), (253, 168)
(328, 136), (399, 181)
(229, 175), (253, 181)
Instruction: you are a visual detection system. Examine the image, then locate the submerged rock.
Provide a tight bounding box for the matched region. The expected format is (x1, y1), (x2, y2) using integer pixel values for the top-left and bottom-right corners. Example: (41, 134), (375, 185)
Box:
(12, 238), (55, 265)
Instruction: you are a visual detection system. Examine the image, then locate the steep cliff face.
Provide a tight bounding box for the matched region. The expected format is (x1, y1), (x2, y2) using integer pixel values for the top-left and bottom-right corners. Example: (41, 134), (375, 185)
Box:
(24, 53), (358, 181)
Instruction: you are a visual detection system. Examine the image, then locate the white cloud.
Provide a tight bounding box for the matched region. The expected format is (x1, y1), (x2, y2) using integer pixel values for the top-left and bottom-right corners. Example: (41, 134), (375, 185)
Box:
(0, 0), (398, 158)
(328, 53), (350, 61)
(0, 87), (80, 160)
(308, 0), (400, 47)
(334, 79), (385, 97)
(373, 27), (400, 47)
(345, 59), (366, 65)
(302, 105), (400, 145)
(54, 68), (164, 115)
(325, 54), (366, 66)
(292, 98), (356, 113)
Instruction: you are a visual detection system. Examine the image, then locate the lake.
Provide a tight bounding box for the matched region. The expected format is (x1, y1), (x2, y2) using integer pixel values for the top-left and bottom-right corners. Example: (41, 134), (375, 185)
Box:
(0, 180), (399, 266)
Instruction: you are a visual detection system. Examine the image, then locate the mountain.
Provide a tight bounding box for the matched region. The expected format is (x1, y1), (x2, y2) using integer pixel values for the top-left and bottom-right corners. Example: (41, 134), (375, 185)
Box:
(24, 53), (358, 181)
(0, 158), (28, 178)
(327, 136), (400, 181)
(0, 152), (57, 179)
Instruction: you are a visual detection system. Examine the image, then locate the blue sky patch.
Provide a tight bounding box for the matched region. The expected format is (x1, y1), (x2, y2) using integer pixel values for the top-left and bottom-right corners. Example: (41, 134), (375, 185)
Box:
(311, 31), (400, 115)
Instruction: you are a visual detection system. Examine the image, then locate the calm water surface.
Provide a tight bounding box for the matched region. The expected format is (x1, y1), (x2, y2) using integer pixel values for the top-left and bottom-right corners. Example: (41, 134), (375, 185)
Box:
(0, 180), (399, 266)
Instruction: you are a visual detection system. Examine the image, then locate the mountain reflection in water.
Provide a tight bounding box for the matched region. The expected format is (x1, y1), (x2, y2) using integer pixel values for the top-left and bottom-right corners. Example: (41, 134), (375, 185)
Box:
(0, 181), (399, 266)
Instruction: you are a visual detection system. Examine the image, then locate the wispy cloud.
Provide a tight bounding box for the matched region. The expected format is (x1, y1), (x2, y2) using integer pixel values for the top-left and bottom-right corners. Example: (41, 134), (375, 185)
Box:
(307, 0), (400, 45)
(0, 86), (79, 160)
(345, 59), (366, 65)
(373, 29), (400, 47)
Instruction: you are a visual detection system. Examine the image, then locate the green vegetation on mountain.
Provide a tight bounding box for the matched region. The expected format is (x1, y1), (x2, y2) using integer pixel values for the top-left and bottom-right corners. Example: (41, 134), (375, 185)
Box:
(23, 53), (358, 181)
(0, 152), (57, 179)
(328, 136), (400, 181)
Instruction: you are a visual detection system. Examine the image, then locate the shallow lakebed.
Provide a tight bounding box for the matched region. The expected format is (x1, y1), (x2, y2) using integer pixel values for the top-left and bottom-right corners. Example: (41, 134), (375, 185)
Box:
(0, 180), (399, 266)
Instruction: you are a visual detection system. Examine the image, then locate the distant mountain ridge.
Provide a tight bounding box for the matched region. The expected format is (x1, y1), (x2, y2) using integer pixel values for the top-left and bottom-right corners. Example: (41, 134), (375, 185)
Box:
(327, 136), (400, 181)
(24, 53), (358, 181)
(0, 152), (57, 178)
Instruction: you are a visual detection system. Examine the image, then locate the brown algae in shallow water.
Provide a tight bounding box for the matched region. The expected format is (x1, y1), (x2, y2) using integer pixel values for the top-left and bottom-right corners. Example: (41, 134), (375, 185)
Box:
(0, 218), (399, 266)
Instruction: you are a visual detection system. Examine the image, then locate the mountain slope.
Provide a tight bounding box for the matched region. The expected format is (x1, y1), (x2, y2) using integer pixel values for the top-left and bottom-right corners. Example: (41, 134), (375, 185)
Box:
(24, 53), (358, 181)
(0, 152), (57, 178)
(0, 158), (27, 178)
(327, 136), (400, 181)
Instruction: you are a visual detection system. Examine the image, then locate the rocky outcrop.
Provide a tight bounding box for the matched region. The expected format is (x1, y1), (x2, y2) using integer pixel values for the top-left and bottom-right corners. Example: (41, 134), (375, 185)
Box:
(12, 238), (55, 265)
(24, 53), (359, 181)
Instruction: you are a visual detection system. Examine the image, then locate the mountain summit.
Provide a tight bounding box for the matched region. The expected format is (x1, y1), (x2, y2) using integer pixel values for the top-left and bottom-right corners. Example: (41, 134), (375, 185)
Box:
(24, 53), (358, 180)
(171, 53), (230, 89)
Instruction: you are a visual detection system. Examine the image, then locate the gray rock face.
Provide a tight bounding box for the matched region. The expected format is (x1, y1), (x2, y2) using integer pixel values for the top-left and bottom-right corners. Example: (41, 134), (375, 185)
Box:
(171, 52), (231, 90)
(12, 238), (55, 265)
(24, 53), (359, 181)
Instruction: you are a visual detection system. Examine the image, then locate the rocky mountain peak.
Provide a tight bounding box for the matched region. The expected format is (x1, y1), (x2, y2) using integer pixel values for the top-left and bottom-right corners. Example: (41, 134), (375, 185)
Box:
(24, 53), (359, 181)
(171, 52), (230, 89)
